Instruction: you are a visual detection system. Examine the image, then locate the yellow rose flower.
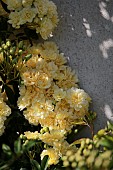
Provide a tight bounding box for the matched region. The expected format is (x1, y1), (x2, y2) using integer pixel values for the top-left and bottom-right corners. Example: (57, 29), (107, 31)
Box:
(37, 72), (51, 89)
(41, 148), (59, 165)
(66, 87), (91, 114)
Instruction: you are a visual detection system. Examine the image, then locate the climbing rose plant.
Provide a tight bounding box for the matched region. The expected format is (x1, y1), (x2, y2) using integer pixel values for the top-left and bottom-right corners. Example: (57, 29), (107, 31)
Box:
(1, 1), (112, 170)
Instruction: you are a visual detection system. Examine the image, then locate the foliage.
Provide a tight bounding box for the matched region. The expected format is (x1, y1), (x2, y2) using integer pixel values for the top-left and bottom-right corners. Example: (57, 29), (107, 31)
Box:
(62, 121), (113, 170)
(0, 137), (49, 170)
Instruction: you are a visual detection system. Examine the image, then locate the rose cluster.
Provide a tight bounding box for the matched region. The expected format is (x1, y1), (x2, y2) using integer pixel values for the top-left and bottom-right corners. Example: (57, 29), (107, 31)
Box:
(17, 41), (91, 165)
(6, 0), (59, 39)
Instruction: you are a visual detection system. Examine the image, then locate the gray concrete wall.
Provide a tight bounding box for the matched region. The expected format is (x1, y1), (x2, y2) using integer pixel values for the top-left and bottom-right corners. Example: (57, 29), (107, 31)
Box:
(52, 0), (113, 134)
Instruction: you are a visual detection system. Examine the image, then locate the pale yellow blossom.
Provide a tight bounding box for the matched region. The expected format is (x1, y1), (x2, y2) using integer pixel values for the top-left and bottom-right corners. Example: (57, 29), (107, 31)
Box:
(17, 41), (92, 166)
(29, 131), (64, 147)
(24, 131), (39, 140)
(6, 0), (22, 10)
(34, 0), (48, 17)
(0, 97), (11, 117)
(37, 72), (52, 89)
(36, 17), (54, 40)
(37, 41), (59, 61)
(53, 85), (66, 101)
(54, 53), (67, 66)
(66, 88), (91, 116)
(8, 11), (21, 29)
(22, 0), (33, 7)
(21, 69), (38, 86)
(23, 107), (39, 125)
(20, 7), (37, 24)
(18, 85), (44, 110)
(56, 66), (78, 90)
(7, 0), (58, 39)
(31, 98), (54, 119)
(41, 148), (59, 165)
(0, 96), (11, 136)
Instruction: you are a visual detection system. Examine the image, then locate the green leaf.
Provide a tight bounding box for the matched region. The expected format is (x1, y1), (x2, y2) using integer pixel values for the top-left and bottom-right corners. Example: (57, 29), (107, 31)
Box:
(107, 121), (113, 131)
(100, 138), (113, 149)
(2, 144), (12, 156)
(4, 84), (15, 105)
(30, 159), (41, 170)
(23, 140), (36, 151)
(41, 155), (49, 170)
(105, 135), (113, 142)
(23, 54), (32, 62)
(12, 57), (18, 64)
(0, 0), (10, 13)
(18, 41), (24, 49)
(0, 163), (9, 170)
(14, 138), (22, 155)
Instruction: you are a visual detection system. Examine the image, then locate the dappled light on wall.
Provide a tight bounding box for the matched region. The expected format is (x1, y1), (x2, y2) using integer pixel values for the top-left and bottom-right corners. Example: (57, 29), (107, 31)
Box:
(99, 1), (113, 23)
(83, 18), (92, 37)
(99, 1), (110, 20)
(99, 38), (113, 58)
(104, 104), (113, 121)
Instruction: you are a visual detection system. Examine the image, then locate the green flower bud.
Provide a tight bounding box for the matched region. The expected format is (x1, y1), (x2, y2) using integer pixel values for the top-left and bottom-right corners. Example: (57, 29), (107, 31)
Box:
(85, 138), (90, 145)
(18, 49), (23, 55)
(66, 150), (73, 157)
(86, 155), (95, 165)
(90, 150), (98, 158)
(6, 40), (11, 47)
(68, 155), (75, 162)
(9, 55), (12, 61)
(1, 43), (5, 49)
(78, 160), (85, 168)
(81, 140), (85, 148)
(95, 141), (100, 148)
(101, 151), (112, 159)
(94, 157), (103, 168)
(3, 45), (8, 50)
(63, 160), (69, 167)
(0, 47), (2, 52)
(88, 144), (93, 150)
(102, 160), (110, 168)
(62, 156), (68, 161)
(97, 129), (106, 137)
(20, 134), (26, 140)
(18, 41), (24, 49)
(76, 155), (83, 162)
(71, 162), (77, 168)
(83, 149), (90, 157)
(10, 47), (16, 55)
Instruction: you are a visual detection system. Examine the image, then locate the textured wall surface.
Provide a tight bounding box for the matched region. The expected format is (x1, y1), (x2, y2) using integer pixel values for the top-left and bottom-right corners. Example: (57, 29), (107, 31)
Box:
(51, 0), (113, 135)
